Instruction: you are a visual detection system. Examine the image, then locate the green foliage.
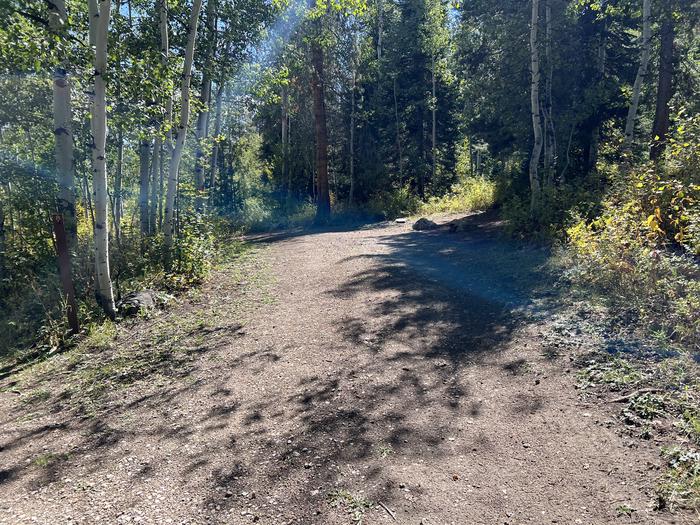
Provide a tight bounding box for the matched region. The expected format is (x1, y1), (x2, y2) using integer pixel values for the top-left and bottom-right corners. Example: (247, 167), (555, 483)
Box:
(562, 114), (700, 350)
(657, 447), (700, 511)
(420, 177), (497, 215)
(366, 186), (421, 219)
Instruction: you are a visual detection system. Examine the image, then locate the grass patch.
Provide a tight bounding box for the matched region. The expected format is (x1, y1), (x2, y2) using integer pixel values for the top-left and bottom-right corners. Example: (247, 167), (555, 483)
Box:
(374, 443), (394, 458)
(32, 452), (69, 468)
(420, 177), (497, 215)
(657, 447), (700, 511)
(577, 356), (647, 391)
(328, 489), (373, 524)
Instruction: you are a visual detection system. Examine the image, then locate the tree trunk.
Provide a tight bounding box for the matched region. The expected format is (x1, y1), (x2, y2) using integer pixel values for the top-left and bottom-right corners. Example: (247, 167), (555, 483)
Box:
(377, 0), (383, 60)
(393, 76), (403, 177)
(209, 81), (224, 205)
(49, 0), (77, 252)
(164, 0), (203, 253)
(194, 0), (216, 212)
(650, 14), (674, 161)
(587, 1), (608, 173)
(139, 139), (151, 235)
(543, 0), (556, 184)
(52, 214), (80, 335)
(311, 17), (330, 222)
(623, 0), (652, 150)
(89, 0), (116, 318)
(349, 67), (356, 206)
(0, 196), (5, 280)
(114, 128), (123, 240)
(160, 0), (173, 154)
(158, 0), (170, 231)
(529, 0), (543, 212)
(150, 137), (161, 233)
(431, 52), (437, 183)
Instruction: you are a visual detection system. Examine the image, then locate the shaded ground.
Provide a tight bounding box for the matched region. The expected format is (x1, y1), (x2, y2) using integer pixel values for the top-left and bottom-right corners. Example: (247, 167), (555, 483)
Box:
(0, 213), (694, 524)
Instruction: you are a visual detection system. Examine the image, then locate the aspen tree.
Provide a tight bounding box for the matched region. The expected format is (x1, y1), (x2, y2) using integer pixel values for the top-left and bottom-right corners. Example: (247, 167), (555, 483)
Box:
(89, 0), (116, 318)
(49, 0), (77, 250)
(194, 0), (217, 211)
(164, 0), (204, 254)
(529, 0), (543, 212)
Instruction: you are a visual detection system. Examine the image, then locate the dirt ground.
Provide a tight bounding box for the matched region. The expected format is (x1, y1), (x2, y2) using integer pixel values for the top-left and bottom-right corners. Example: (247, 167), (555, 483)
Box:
(0, 214), (695, 524)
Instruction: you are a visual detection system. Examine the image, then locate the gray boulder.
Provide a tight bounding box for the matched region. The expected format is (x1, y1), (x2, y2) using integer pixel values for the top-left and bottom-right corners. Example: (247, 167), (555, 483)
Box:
(412, 218), (439, 231)
(117, 290), (160, 317)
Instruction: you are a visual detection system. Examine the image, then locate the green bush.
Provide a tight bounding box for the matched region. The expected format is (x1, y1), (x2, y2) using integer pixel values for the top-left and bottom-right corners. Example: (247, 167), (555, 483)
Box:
(366, 186), (421, 219)
(562, 113), (700, 350)
(420, 177), (497, 215)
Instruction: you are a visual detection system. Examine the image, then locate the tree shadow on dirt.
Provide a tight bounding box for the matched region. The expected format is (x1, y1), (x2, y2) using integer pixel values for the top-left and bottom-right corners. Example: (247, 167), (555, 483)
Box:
(198, 226), (554, 522)
(0, 219), (555, 524)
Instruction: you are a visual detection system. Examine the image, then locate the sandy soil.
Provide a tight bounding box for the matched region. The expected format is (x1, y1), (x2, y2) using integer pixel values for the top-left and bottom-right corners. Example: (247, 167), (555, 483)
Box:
(0, 213), (693, 524)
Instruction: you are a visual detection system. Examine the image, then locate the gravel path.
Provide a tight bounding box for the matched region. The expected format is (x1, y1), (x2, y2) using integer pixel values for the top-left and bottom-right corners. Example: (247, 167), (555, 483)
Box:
(0, 214), (691, 524)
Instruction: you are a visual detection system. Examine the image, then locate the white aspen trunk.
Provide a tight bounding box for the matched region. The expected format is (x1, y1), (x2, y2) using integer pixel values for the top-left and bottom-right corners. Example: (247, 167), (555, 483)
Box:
(543, 0), (554, 183)
(89, 0), (116, 318)
(209, 81), (224, 201)
(529, 0), (543, 212)
(150, 136), (161, 233)
(194, 0), (216, 211)
(159, 0), (171, 231)
(49, 0), (77, 251)
(88, 0), (98, 46)
(160, 0), (173, 153)
(164, 0), (203, 253)
(623, 0), (651, 150)
(138, 139), (151, 235)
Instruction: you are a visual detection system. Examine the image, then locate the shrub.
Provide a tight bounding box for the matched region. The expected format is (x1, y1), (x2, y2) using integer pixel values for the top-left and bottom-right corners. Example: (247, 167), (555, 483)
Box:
(420, 177), (498, 215)
(562, 113), (700, 350)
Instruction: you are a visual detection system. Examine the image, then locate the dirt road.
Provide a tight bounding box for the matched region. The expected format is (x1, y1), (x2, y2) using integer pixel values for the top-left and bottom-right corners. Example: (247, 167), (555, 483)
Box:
(0, 214), (688, 524)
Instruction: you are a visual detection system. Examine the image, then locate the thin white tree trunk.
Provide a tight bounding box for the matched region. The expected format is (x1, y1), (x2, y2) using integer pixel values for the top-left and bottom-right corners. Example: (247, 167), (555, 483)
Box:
(529, 0), (543, 212)
(160, 0), (173, 153)
(89, 0), (116, 318)
(164, 0), (203, 253)
(159, 0), (171, 231)
(49, 0), (77, 251)
(543, 0), (555, 184)
(194, 0), (216, 211)
(623, 0), (651, 150)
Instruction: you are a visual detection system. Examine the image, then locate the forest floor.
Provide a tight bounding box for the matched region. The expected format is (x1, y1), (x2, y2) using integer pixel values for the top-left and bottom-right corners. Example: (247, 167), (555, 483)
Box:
(0, 212), (697, 525)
